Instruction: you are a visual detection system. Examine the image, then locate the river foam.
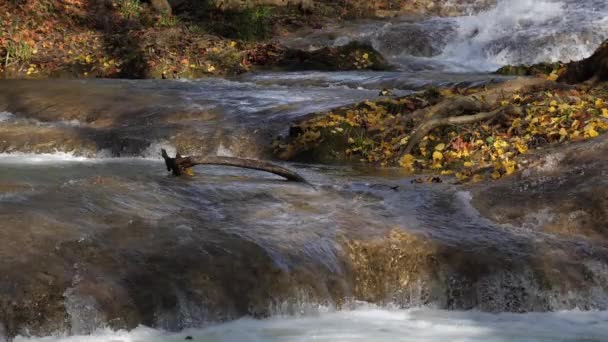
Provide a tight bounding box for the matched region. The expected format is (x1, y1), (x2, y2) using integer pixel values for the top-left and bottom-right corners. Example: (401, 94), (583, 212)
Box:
(14, 307), (608, 342)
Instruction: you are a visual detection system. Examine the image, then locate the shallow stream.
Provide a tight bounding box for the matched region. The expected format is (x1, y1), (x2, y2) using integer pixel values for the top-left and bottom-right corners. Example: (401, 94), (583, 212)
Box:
(1, 0), (608, 340)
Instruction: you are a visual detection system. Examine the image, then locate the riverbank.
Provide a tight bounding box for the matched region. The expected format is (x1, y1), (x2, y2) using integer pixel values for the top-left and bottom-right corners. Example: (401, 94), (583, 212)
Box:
(0, 1), (370, 78)
(0, 0), (493, 79)
(274, 41), (608, 182)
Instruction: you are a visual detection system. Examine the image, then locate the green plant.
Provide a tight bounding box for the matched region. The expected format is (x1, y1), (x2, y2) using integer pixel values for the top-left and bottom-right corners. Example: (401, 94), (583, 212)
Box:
(236, 6), (273, 41)
(157, 13), (179, 27)
(209, 6), (274, 41)
(5, 39), (33, 66)
(117, 0), (141, 20)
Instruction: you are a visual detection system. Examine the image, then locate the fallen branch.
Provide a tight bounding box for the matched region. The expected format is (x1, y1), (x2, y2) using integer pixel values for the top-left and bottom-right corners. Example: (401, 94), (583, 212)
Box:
(161, 149), (308, 183)
(400, 105), (522, 156)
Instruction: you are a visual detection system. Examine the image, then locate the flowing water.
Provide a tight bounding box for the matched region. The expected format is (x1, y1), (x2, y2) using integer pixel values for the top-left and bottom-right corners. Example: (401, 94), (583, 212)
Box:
(283, 0), (608, 72)
(2, 0), (608, 341)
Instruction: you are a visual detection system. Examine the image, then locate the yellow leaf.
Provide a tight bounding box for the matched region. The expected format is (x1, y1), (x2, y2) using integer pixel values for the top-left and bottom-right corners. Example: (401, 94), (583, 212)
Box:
(456, 172), (469, 182)
(595, 98), (604, 107)
(348, 137), (355, 144)
(559, 128), (568, 136)
(547, 73), (558, 81)
(362, 53), (369, 60)
(515, 142), (528, 154)
(435, 143), (446, 151)
(472, 174), (484, 183)
(491, 171), (502, 180)
(511, 118), (522, 128)
(550, 100), (558, 107)
(602, 108), (608, 118)
(432, 151), (443, 162)
(504, 161), (517, 175)
(463, 161), (474, 168)
(587, 128), (599, 138)
(399, 154), (415, 170)
(549, 106), (556, 113)
(493, 139), (509, 149)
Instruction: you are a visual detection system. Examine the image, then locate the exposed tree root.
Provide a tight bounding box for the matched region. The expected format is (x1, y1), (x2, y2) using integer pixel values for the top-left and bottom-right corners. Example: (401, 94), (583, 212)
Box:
(401, 105), (523, 156)
(398, 78), (571, 156)
(161, 149), (308, 183)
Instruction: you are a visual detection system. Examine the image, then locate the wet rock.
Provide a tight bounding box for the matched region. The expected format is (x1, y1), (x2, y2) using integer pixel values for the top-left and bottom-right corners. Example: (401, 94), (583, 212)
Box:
(342, 228), (608, 311)
(276, 42), (392, 71)
(472, 134), (608, 241)
(2, 152), (608, 338)
(559, 40), (608, 84)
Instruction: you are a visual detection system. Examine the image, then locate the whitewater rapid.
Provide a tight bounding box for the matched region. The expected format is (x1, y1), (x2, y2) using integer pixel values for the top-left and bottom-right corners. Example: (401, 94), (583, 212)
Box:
(15, 307), (608, 342)
(437, 0), (608, 71)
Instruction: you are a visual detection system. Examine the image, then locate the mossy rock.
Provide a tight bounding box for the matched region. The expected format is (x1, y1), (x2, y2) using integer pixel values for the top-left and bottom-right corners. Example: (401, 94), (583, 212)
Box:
(275, 125), (362, 163)
(495, 62), (564, 77)
(277, 41), (392, 71)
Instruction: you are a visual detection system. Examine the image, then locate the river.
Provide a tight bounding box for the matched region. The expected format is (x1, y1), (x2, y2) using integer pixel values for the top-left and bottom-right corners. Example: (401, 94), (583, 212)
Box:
(1, 0), (608, 341)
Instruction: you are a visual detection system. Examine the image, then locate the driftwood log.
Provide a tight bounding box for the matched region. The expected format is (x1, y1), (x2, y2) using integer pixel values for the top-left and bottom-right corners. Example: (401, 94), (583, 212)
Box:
(161, 149), (308, 183)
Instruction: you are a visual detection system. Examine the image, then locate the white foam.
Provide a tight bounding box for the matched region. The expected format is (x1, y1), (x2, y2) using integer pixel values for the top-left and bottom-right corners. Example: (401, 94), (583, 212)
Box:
(0, 152), (92, 164)
(14, 308), (608, 342)
(140, 141), (176, 160)
(0, 152), (164, 164)
(0, 111), (15, 123)
(216, 143), (235, 157)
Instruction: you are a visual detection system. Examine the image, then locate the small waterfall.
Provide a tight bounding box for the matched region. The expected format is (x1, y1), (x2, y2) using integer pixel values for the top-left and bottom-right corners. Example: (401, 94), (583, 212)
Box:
(435, 0), (608, 71)
(298, 0), (608, 72)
